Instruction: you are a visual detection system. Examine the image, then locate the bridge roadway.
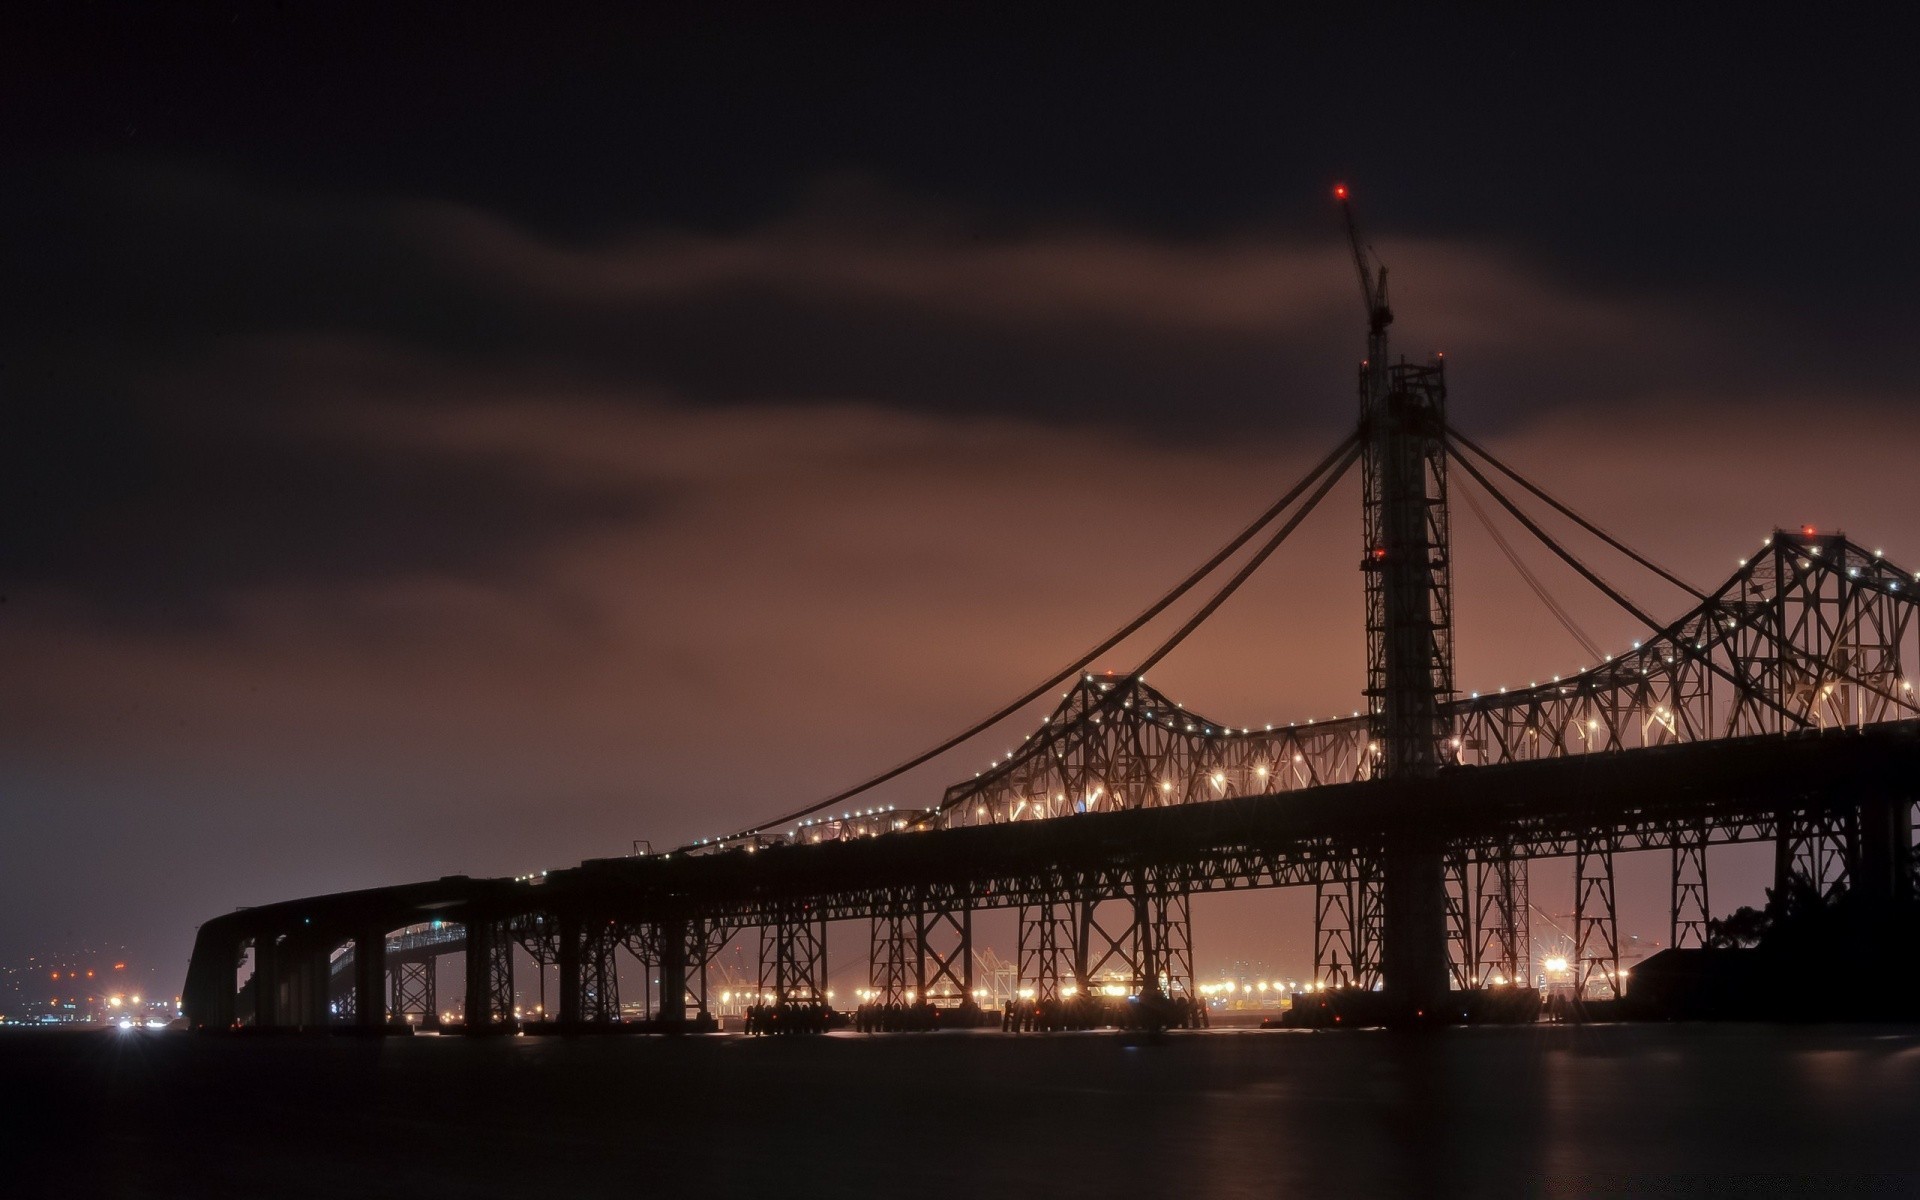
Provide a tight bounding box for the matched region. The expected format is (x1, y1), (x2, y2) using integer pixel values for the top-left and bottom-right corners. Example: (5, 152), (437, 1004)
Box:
(185, 723), (1920, 1031)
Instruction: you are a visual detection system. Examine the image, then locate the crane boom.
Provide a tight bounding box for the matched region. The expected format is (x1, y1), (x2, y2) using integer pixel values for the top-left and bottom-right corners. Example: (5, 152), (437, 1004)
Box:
(1335, 184), (1392, 337)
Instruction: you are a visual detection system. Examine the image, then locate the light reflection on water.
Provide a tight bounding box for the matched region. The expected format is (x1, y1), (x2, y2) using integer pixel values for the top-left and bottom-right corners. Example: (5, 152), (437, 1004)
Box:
(14, 1024), (1920, 1197)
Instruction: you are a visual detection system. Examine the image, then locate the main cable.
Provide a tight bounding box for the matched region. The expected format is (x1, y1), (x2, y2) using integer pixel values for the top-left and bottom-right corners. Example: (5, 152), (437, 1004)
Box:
(1132, 443), (1360, 677)
(1445, 442), (1805, 729)
(689, 430), (1360, 846)
(923, 441), (1359, 824)
(1447, 424), (1704, 600)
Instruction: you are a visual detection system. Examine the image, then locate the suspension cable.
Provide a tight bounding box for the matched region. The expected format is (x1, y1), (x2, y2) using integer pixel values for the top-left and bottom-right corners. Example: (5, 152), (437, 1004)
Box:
(923, 441), (1360, 824)
(1445, 443), (1806, 729)
(691, 431), (1361, 846)
(1447, 424), (1705, 599)
(1456, 476), (1603, 661)
(1132, 444), (1360, 677)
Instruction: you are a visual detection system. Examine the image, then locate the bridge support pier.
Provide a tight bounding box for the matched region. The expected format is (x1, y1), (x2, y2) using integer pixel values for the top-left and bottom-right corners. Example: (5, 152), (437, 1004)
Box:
(1575, 837), (1620, 1001)
(254, 936), (327, 1029)
(252, 936), (282, 1027)
(1380, 841), (1452, 1016)
(183, 925), (241, 1030)
(461, 918), (515, 1033)
(1855, 794), (1911, 904)
(656, 915), (689, 1029)
(353, 929), (388, 1028)
(556, 914), (583, 1026)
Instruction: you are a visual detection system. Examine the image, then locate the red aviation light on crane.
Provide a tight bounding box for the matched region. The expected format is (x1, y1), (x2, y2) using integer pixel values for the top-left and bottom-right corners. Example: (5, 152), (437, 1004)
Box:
(1333, 184), (1349, 200)
(1802, 525), (1818, 537)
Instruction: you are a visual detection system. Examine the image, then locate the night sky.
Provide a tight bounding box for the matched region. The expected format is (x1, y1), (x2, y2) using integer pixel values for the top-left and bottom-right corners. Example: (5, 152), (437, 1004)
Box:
(7, 7), (1919, 984)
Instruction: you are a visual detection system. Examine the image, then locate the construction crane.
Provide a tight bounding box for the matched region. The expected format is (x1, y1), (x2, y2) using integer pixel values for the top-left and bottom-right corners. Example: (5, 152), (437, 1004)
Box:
(1335, 183), (1393, 400)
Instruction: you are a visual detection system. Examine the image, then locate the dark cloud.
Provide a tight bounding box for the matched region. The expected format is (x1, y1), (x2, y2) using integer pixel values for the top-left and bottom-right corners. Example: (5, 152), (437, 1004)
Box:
(5, 158), (1897, 630)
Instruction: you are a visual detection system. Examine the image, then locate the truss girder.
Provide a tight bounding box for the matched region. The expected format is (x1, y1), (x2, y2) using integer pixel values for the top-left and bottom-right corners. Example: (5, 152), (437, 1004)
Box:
(796, 533), (1916, 846)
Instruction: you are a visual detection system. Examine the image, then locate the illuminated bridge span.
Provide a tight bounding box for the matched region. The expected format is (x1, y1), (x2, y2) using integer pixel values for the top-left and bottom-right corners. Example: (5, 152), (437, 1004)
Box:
(183, 192), (1920, 1033)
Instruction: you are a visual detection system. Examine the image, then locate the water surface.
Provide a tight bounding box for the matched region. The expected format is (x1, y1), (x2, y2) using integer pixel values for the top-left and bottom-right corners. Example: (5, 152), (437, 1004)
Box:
(10, 1023), (1919, 1197)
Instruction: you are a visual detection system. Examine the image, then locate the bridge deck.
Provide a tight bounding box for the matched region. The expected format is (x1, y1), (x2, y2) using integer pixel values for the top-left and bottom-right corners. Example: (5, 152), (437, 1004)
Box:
(191, 724), (1919, 954)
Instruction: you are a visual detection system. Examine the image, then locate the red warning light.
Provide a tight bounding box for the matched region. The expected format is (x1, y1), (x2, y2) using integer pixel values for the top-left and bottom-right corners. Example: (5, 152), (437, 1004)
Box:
(1333, 184), (1349, 200)
(1801, 525), (1817, 537)
(1371, 547), (1387, 560)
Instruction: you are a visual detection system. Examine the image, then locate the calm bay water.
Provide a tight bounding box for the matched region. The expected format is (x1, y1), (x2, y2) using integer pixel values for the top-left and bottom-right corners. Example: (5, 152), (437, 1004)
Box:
(8, 1023), (1920, 1197)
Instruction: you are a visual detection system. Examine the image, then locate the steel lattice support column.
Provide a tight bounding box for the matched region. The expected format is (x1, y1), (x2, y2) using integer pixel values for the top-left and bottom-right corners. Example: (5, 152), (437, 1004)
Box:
(916, 894), (973, 1006)
(1354, 852), (1384, 989)
(512, 915), (559, 1020)
(1671, 822), (1711, 950)
(1313, 872), (1356, 987)
(1443, 850), (1472, 991)
(1313, 852), (1381, 989)
(1776, 807), (1858, 901)
(1016, 898), (1076, 1003)
(760, 910), (828, 1004)
(580, 920), (621, 1024)
(391, 959), (436, 1026)
(1076, 892), (1142, 994)
(618, 923), (661, 1020)
(1574, 837), (1620, 1001)
(1474, 851), (1526, 986)
(1144, 891), (1193, 1000)
(869, 892), (913, 1006)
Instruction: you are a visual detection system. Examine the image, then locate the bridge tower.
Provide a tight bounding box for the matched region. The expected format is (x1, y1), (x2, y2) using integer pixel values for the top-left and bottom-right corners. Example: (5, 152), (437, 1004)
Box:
(1341, 187), (1456, 1017)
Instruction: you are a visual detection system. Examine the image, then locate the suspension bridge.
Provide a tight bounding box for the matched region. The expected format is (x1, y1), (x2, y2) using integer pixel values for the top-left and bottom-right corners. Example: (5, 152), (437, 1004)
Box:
(182, 192), (1920, 1033)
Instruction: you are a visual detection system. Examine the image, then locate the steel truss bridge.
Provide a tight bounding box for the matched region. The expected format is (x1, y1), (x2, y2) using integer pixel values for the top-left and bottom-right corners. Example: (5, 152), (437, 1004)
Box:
(184, 196), (1920, 1034)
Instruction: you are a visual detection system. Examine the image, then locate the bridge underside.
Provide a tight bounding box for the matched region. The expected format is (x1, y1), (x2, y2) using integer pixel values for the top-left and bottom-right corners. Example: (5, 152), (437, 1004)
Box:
(185, 724), (1920, 1031)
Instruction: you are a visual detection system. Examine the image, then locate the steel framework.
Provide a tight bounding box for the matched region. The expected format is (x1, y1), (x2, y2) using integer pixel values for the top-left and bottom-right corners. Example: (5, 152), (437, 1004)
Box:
(760, 908), (828, 1004)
